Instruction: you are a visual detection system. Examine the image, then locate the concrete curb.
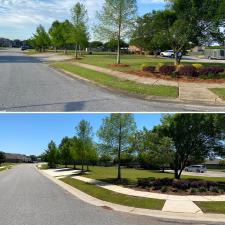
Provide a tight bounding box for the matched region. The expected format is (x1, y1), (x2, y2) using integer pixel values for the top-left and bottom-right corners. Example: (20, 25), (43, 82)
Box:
(37, 167), (225, 223)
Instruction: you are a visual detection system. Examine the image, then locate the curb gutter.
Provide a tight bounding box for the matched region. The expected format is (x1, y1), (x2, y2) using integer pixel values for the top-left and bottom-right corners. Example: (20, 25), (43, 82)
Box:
(37, 167), (225, 223)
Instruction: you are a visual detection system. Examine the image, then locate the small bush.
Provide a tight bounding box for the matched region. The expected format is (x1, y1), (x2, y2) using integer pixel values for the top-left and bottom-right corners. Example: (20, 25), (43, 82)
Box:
(156, 63), (165, 72)
(161, 186), (168, 193)
(190, 180), (207, 189)
(159, 65), (176, 75)
(198, 67), (224, 76)
(191, 188), (198, 194)
(210, 186), (219, 193)
(199, 187), (207, 193)
(176, 64), (184, 71)
(178, 66), (197, 77)
(137, 178), (155, 188)
(173, 180), (190, 190)
(192, 64), (203, 70)
(141, 64), (156, 72)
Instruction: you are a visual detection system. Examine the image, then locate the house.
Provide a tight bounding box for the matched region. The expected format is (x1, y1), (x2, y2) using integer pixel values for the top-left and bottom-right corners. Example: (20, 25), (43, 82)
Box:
(205, 159), (224, 169)
(5, 153), (31, 163)
(128, 45), (143, 54)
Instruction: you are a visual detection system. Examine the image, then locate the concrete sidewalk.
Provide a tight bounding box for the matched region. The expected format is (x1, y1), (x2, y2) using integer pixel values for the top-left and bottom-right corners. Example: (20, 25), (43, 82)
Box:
(73, 62), (225, 104)
(39, 168), (225, 223)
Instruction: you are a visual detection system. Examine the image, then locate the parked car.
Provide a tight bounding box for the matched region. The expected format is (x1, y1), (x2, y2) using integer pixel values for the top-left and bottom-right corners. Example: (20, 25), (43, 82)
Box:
(160, 50), (183, 58)
(184, 165), (207, 173)
(21, 46), (30, 51)
(160, 50), (175, 58)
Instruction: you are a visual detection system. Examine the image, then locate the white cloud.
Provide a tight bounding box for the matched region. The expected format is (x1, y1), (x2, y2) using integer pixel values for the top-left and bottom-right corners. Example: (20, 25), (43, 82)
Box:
(0, 0), (165, 39)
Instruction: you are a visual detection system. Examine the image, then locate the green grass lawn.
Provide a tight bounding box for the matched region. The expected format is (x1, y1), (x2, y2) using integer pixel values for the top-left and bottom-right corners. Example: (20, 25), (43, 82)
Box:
(210, 88), (225, 100)
(61, 177), (165, 210)
(53, 63), (178, 98)
(77, 54), (225, 73)
(61, 166), (225, 185)
(80, 54), (173, 72)
(195, 201), (225, 214)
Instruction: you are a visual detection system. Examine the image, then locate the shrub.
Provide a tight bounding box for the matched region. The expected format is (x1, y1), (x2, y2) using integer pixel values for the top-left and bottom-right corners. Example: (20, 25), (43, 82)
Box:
(159, 65), (176, 75)
(172, 180), (190, 190)
(178, 66), (198, 77)
(161, 186), (168, 193)
(207, 181), (218, 189)
(210, 186), (219, 193)
(156, 63), (165, 72)
(192, 64), (203, 70)
(198, 67), (224, 76)
(190, 180), (207, 189)
(137, 177), (155, 188)
(176, 64), (184, 71)
(191, 188), (198, 194)
(199, 187), (207, 193)
(141, 64), (156, 72)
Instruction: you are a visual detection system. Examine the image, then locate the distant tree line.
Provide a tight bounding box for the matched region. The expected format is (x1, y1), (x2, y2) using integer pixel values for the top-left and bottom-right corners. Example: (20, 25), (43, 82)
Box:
(42, 114), (225, 180)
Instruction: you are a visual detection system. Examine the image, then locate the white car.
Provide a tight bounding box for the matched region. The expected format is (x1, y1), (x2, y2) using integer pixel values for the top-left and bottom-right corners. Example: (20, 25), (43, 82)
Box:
(160, 50), (175, 58)
(184, 165), (207, 173)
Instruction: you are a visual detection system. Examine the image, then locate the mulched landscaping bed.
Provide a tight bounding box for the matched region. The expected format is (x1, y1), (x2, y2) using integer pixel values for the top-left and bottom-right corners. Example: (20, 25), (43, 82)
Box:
(130, 71), (225, 84)
(132, 178), (225, 196)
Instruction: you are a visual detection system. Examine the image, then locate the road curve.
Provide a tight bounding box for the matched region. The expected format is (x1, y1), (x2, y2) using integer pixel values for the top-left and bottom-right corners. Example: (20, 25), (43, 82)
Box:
(0, 48), (225, 112)
(0, 164), (220, 225)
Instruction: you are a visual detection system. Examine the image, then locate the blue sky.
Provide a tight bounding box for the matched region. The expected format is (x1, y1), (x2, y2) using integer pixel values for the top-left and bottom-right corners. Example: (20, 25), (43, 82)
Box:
(0, 0), (166, 40)
(0, 113), (163, 156)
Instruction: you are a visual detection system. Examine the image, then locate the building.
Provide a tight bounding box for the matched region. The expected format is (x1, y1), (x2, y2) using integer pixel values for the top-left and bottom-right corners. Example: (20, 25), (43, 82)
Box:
(5, 153), (31, 163)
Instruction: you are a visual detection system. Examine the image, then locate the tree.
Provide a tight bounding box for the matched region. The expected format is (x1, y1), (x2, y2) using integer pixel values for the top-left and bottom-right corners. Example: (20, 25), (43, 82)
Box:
(104, 39), (128, 52)
(132, 128), (174, 171)
(44, 141), (59, 168)
(71, 2), (89, 59)
(155, 114), (225, 179)
(31, 25), (50, 52)
(166, 0), (225, 64)
(30, 155), (37, 162)
(49, 21), (64, 52)
(131, 10), (175, 56)
(0, 152), (6, 166)
(75, 120), (93, 173)
(98, 114), (136, 180)
(95, 0), (137, 64)
(59, 137), (73, 168)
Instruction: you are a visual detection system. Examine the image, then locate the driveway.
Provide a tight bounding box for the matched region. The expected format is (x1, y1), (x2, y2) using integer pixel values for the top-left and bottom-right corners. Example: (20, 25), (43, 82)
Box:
(0, 48), (225, 112)
(0, 164), (217, 225)
(166, 170), (225, 178)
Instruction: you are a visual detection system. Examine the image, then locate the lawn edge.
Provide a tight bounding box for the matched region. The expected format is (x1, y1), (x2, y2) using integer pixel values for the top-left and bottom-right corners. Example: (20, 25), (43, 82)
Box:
(36, 166), (225, 223)
(50, 64), (181, 103)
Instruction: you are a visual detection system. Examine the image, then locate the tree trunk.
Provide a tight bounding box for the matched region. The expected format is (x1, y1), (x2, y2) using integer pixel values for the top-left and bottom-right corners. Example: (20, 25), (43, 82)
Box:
(117, 37), (121, 64)
(117, 121), (122, 180)
(54, 46), (57, 53)
(73, 162), (76, 170)
(65, 164), (67, 168)
(75, 43), (78, 60)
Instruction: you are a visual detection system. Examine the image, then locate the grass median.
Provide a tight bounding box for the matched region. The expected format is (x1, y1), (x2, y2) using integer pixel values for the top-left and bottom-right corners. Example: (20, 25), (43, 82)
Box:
(61, 177), (165, 210)
(195, 201), (225, 214)
(53, 63), (178, 98)
(210, 88), (225, 100)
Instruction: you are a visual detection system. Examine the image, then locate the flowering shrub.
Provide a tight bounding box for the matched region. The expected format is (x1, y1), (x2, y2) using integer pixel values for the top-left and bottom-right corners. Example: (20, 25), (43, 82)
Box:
(192, 64), (203, 70)
(198, 67), (224, 76)
(141, 64), (156, 72)
(159, 65), (176, 75)
(178, 66), (198, 77)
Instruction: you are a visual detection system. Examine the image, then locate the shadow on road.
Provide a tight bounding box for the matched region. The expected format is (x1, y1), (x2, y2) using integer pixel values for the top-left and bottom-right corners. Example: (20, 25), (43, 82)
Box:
(0, 98), (110, 111)
(0, 55), (40, 63)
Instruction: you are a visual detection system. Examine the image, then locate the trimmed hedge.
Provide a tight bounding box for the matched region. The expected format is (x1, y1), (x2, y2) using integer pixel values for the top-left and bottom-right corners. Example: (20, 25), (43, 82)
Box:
(179, 66), (198, 77)
(159, 65), (176, 75)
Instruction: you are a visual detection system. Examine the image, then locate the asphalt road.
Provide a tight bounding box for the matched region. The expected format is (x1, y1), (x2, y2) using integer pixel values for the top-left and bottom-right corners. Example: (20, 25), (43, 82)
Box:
(0, 165), (222, 225)
(0, 48), (225, 112)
